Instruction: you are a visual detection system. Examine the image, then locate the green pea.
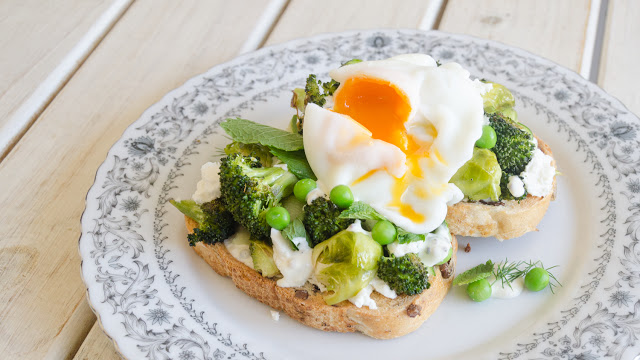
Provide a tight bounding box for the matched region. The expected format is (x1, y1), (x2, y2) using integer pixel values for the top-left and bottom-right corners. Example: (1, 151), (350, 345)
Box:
(435, 247), (453, 265)
(294, 179), (317, 202)
(524, 267), (550, 292)
(371, 221), (397, 245)
(265, 206), (290, 230)
(475, 125), (497, 149)
(466, 278), (492, 302)
(329, 185), (354, 209)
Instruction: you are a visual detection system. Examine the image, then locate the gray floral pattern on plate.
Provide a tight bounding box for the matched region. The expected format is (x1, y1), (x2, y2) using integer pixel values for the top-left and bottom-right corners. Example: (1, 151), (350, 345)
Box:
(79, 30), (640, 360)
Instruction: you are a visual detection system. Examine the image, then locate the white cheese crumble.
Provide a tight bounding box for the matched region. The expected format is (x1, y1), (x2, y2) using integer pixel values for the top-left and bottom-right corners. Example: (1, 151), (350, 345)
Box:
(490, 275), (524, 299)
(521, 148), (555, 196)
(473, 79), (494, 96)
(224, 228), (254, 269)
(387, 223), (452, 267)
(305, 188), (325, 205)
(192, 162), (221, 204)
(348, 284), (377, 309)
(271, 229), (313, 287)
(346, 220), (370, 236)
(270, 310), (280, 321)
(507, 175), (525, 198)
(370, 276), (397, 299)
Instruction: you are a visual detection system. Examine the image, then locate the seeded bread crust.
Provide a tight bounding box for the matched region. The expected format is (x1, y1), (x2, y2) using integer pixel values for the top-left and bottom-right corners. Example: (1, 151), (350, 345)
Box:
(185, 216), (457, 339)
(446, 137), (556, 240)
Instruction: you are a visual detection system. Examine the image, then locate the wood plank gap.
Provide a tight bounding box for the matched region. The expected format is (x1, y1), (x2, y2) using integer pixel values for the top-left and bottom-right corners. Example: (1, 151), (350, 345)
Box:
(588, 0), (609, 82)
(580, 0), (604, 79)
(0, 0), (134, 162)
(43, 298), (97, 360)
(419, 0), (448, 30)
(238, 0), (291, 54)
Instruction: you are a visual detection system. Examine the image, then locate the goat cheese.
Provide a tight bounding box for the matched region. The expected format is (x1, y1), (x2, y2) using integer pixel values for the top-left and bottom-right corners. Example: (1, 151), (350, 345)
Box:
(348, 284), (377, 309)
(224, 228), (254, 269)
(370, 276), (397, 299)
(271, 229), (313, 288)
(521, 148), (554, 196)
(387, 223), (452, 267)
(192, 162), (221, 204)
(507, 175), (525, 198)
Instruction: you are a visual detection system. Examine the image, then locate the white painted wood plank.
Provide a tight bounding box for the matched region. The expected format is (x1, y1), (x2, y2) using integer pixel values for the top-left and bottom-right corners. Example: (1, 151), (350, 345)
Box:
(73, 322), (121, 360)
(598, 0), (640, 115)
(265, 0), (440, 46)
(438, 0), (592, 72)
(0, 0), (133, 161)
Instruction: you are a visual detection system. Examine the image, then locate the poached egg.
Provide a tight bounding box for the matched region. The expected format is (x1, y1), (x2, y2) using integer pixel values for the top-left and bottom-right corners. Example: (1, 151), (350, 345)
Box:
(303, 54), (486, 234)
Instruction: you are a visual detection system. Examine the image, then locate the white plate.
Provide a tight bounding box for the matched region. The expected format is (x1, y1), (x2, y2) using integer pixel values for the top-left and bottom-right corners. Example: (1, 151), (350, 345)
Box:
(79, 30), (640, 360)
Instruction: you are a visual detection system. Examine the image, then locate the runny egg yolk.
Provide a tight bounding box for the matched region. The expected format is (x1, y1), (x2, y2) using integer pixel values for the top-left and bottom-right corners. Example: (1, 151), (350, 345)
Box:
(334, 77), (415, 153)
(333, 77), (432, 223)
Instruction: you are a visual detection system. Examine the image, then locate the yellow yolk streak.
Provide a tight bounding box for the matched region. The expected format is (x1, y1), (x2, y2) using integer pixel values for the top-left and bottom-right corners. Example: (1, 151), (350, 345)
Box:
(389, 160), (427, 223)
(351, 169), (378, 186)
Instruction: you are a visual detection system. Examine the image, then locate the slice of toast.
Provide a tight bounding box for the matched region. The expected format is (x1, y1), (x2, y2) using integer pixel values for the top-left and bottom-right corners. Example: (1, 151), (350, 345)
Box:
(446, 137), (556, 240)
(185, 216), (457, 339)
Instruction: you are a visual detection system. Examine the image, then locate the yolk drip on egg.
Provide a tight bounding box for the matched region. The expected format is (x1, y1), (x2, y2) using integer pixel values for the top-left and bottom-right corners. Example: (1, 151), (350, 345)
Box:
(333, 77), (432, 223)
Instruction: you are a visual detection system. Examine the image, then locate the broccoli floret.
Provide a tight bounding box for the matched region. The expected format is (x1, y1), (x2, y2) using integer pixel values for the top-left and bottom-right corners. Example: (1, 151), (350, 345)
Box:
(290, 74), (340, 134)
(377, 254), (430, 295)
(219, 153), (298, 241)
(489, 113), (535, 175)
(303, 197), (354, 247)
(170, 198), (236, 246)
(224, 141), (273, 167)
(500, 172), (527, 201)
(305, 74), (339, 107)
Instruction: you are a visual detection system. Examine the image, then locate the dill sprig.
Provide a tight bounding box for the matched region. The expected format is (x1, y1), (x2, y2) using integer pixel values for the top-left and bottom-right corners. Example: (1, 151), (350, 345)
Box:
(492, 259), (562, 293)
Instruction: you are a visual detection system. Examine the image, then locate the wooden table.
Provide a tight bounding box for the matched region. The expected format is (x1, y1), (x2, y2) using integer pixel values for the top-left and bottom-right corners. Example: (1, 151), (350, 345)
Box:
(1, 1), (638, 358)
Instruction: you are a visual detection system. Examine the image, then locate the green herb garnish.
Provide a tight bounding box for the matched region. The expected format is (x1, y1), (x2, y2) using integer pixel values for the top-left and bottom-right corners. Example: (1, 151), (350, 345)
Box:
(338, 201), (386, 221)
(220, 118), (304, 151)
(456, 259), (562, 293)
(452, 260), (494, 286)
(268, 148), (316, 180)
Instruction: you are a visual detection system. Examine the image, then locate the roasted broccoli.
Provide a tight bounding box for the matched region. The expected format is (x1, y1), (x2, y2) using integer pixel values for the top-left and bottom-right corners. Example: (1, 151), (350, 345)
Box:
(305, 74), (339, 107)
(290, 74), (340, 134)
(219, 153), (298, 241)
(224, 141), (273, 167)
(489, 112), (535, 175)
(377, 254), (430, 295)
(303, 197), (354, 247)
(170, 198), (237, 246)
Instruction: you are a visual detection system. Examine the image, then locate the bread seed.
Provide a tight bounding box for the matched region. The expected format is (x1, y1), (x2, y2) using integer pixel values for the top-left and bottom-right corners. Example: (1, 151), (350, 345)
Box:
(407, 304), (421, 317)
(295, 290), (309, 300)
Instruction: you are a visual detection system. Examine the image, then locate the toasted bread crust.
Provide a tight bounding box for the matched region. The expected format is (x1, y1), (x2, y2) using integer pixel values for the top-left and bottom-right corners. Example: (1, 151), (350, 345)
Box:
(185, 217), (457, 339)
(446, 137), (556, 240)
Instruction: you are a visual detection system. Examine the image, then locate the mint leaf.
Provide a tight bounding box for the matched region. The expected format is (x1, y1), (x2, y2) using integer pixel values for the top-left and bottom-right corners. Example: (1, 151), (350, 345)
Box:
(220, 118), (303, 151)
(452, 260), (495, 286)
(339, 201), (386, 221)
(282, 218), (309, 250)
(396, 228), (425, 244)
(269, 148), (316, 180)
